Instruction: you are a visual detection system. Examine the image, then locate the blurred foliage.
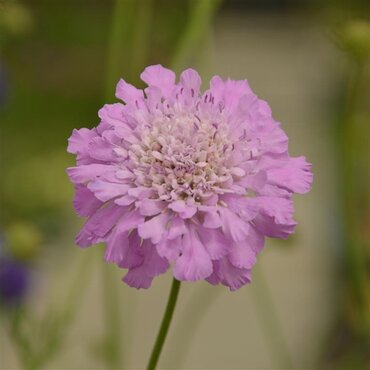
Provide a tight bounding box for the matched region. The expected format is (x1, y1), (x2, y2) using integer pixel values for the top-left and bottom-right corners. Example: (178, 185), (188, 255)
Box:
(335, 19), (370, 62)
(0, 0), (34, 46)
(4, 221), (42, 261)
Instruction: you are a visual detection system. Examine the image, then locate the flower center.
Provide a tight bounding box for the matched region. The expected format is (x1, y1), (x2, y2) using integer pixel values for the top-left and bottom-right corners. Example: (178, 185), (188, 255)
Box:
(129, 112), (240, 203)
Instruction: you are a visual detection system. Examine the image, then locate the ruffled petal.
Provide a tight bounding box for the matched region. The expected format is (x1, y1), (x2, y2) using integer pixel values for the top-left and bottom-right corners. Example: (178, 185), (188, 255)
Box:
(98, 103), (127, 127)
(197, 227), (229, 260)
(105, 227), (130, 264)
(267, 156), (313, 194)
(88, 180), (129, 202)
(253, 196), (297, 238)
(118, 230), (144, 268)
(88, 136), (117, 162)
(216, 257), (252, 291)
(156, 237), (181, 261)
(67, 164), (114, 184)
(137, 213), (171, 243)
(122, 240), (169, 289)
(140, 65), (175, 98)
(173, 227), (212, 281)
(228, 240), (257, 269)
(115, 78), (144, 103)
(122, 268), (153, 289)
(76, 203), (123, 247)
(167, 217), (187, 240)
(73, 185), (102, 217)
(180, 68), (201, 94)
(67, 128), (97, 157)
(141, 240), (169, 277)
(219, 207), (250, 242)
(200, 207), (222, 228)
(116, 209), (144, 233)
(168, 200), (197, 219)
(136, 199), (166, 216)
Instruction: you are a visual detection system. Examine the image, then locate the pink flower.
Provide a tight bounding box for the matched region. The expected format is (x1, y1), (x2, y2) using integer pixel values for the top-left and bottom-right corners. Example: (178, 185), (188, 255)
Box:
(67, 65), (312, 291)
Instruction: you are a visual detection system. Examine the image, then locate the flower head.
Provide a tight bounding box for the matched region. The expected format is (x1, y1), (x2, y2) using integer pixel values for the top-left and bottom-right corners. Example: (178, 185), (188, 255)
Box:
(67, 65), (312, 290)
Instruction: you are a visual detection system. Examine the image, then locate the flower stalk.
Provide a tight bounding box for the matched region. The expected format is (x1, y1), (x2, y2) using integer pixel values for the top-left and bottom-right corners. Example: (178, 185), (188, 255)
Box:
(147, 279), (181, 370)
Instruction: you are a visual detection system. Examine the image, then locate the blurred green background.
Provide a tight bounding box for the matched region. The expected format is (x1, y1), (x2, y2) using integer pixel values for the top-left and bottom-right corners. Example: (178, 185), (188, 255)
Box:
(0, 0), (369, 369)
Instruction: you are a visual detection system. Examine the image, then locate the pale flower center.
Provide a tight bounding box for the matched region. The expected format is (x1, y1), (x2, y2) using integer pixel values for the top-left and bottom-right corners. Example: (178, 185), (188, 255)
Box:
(129, 113), (241, 203)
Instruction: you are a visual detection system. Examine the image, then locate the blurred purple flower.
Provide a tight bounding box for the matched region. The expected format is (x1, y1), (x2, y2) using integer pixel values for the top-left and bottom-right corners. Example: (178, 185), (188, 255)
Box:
(0, 258), (29, 305)
(67, 65), (312, 290)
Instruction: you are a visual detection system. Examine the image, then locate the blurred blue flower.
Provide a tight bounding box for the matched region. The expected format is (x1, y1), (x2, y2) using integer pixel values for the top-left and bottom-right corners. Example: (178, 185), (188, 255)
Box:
(0, 258), (29, 306)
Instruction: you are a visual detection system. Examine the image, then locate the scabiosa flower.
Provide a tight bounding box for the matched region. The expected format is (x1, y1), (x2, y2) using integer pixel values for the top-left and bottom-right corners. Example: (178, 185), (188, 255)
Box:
(67, 65), (312, 291)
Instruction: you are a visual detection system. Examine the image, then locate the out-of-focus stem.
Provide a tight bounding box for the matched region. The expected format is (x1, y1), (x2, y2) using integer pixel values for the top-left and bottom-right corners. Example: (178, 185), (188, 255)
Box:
(101, 1), (135, 368)
(251, 265), (293, 368)
(8, 308), (35, 370)
(130, 0), (153, 79)
(338, 61), (368, 327)
(34, 253), (93, 369)
(104, 0), (135, 100)
(171, 0), (222, 72)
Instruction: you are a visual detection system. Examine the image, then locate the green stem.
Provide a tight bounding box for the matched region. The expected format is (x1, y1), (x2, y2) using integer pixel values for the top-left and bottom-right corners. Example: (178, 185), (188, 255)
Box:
(251, 265), (293, 368)
(146, 279), (181, 370)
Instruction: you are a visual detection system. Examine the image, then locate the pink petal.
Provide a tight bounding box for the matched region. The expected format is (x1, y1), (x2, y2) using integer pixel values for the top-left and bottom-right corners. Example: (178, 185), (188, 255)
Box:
(122, 240), (169, 289)
(118, 230), (144, 268)
(267, 156), (313, 194)
(141, 240), (169, 277)
(199, 206), (222, 228)
(137, 213), (171, 243)
(76, 203), (123, 247)
(168, 200), (197, 219)
(173, 227), (213, 281)
(88, 136), (117, 162)
(73, 185), (102, 217)
(122, 268), (153, 289)
(67, 164), (114, 184)
(219, 207), (250, 242)
(198, 227), (229, 260)
(156, 237), (181, 261)
(114, 194), (136, 206)
(98, 103), (126, 127)
(88, 180), (129, 202)
(105, 227), (130, 264)
(140, 64), (175, 97)
(222, 195), (259, 222)
(67, 128), (97, 155)
(228, 241), (257, 269)
(254, 196), (297, 239)
(137, 199), (166, 216)
(115, 78), (144, 103)
(180, 68), (201, 93)
(116, 209), (144, 233)
(167, 217), (187, 240)
(217, 257), (252, 291)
